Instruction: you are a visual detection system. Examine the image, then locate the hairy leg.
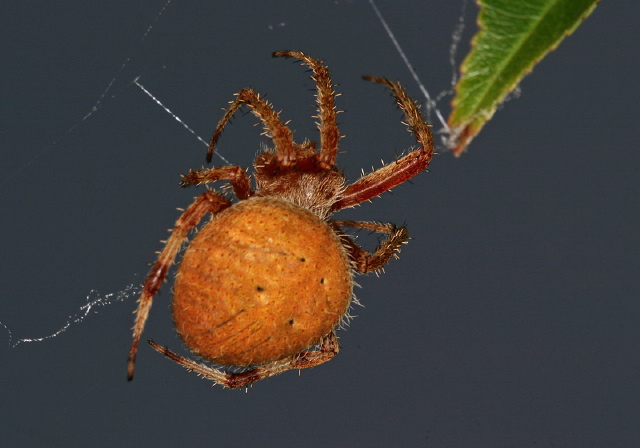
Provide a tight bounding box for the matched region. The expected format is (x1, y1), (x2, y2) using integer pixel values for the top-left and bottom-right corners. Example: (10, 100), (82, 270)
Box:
(207, 88), (295, 165)
(332, 220), (409, 273)
(331, 77), (434, 211)
(128, 191), (232, 380)
(148, 331), (339, 388)
(273, 51), (340, 168)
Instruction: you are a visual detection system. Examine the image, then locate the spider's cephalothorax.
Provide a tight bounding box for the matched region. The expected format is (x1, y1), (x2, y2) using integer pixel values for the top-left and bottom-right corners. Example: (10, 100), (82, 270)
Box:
(128, 51), (434, 388)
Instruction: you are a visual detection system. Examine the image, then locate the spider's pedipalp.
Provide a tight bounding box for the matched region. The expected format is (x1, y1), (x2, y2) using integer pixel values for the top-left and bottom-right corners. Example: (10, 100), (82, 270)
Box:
(180, 165), (254, 200)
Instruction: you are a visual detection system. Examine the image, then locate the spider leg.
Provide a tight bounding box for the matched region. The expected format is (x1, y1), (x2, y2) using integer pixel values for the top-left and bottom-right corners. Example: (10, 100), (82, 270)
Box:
(180, 165), (254, 199)
(148, 331), (339, 389)
(331, 77), (434, 211)
(273, 51), (340, 169)
(331, 220), (409, 273)
(207, 88), (296, 166)
(128, 191), (232, 381)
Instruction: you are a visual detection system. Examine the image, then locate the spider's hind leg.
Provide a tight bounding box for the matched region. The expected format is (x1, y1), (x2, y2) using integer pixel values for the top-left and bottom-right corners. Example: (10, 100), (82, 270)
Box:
(127, 191), (232, 381)
(148, 331), (339, 388)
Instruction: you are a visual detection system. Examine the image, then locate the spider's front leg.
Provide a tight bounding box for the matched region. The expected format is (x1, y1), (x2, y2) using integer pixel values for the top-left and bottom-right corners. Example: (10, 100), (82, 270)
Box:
(180, 165), (254, 200)
(332, 220), (409, 274)
(207, 88), (296, 166)
(273, 51), (340, 168)
(148, 331), (339, 389)
(127, 191), (232, 380)
(331, 76), (434, 211)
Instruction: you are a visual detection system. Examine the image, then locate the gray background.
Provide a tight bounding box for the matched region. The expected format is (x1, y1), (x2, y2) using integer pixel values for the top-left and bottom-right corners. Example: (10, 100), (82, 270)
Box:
(1, 1), (638, 446)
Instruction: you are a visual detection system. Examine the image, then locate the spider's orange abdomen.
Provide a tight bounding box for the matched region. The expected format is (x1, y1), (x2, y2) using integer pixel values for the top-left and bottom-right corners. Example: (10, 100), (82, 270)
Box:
(172, 196), (353, 366)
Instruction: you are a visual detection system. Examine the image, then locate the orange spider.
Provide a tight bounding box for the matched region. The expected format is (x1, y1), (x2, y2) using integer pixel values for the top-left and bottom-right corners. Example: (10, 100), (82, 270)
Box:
(127, 50), (433, 388)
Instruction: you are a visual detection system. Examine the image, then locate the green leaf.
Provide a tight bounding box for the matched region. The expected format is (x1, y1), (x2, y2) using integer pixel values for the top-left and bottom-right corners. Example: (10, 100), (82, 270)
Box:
(447, 0), (600, 156)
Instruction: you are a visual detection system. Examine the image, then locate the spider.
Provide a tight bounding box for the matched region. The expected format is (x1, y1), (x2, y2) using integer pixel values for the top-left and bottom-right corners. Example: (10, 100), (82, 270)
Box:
(127, 50), (434, 388)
